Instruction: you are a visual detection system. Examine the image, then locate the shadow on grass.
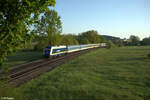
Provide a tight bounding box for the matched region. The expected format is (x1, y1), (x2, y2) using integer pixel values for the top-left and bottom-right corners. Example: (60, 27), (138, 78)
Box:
(5, 51), (43, 67)
(7, 52), (43, 62)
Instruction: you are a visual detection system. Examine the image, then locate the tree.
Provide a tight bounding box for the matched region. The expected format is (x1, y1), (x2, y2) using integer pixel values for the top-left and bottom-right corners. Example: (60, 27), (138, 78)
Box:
(113, 40), (123, 47)
(141, 37), (150, 59)
(0, 0), (55, 70)
(78, 30), (104, 44)
(34, 10), (62, 48)
(129, 35), (140, 46)
(61, 34), (79, 45)
(117, 40), (123, 47)
(141, 37), (150, 45)
(79, 37), (90, 44)
(100, 36), (107, 43)
(107, 40), (116, 48)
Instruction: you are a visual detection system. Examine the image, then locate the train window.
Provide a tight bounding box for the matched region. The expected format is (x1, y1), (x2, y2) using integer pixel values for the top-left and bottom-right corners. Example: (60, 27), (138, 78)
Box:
(52, 48), (66, 54)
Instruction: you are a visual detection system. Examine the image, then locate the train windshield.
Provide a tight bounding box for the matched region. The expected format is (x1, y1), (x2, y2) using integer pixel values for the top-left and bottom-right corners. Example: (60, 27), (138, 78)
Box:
(44, 46), (51, 55)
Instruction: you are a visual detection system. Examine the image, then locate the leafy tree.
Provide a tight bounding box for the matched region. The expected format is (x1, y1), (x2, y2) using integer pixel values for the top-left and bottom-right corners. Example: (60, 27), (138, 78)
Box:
(129, 35), (140, 46)
(100, 36), (107, 43)
(0, 0), (55, 70)
(113, 40), (123, 47)
(61, 34), (79, 45)
(34, 40), (47, 51)
(79, 37), (90, 44)
(141, 37), (150, 45)
(22, 43), (34, 51)
(78, 30), (104, 44)
(34, 10), (62, 48)
(123, 40), (130, 46)
(117, 40), (123, 47)
(141, 37), (150, 59)
(107, 40), (116, 48)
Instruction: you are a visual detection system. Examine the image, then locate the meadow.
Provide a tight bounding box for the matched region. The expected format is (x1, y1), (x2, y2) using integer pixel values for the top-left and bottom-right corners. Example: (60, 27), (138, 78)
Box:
(5, 51), (43, 67)
(3, 46), (150, 100)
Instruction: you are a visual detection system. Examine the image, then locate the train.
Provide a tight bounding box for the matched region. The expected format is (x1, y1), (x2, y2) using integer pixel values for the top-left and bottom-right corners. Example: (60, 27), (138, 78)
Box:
(43, 43), (107, 58)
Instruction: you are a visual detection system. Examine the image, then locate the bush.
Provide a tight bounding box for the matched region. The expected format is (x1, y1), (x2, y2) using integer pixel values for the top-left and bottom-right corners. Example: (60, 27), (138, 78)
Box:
(118, 41), (123, 47)
(107, 40), (116, 49)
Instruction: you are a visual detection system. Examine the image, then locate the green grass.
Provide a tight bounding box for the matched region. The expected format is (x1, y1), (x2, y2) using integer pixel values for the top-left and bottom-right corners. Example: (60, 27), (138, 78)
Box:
(7, 46), (150, 99)
(5, 51), (43, 67)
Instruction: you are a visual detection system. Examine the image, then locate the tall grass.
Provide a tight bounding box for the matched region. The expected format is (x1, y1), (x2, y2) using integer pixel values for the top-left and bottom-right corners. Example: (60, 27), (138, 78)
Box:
(3, 46), (150, 100)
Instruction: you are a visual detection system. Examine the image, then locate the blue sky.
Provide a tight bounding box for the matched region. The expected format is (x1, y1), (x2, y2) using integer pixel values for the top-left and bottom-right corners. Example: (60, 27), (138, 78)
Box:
(53, 0), (150, 39)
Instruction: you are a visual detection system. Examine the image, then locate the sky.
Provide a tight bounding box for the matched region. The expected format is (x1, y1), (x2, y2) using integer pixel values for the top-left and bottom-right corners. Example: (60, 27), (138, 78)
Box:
(53, 0), (150, 39)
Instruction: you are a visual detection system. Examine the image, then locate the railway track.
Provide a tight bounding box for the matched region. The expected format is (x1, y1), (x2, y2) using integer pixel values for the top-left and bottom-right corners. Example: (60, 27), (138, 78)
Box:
(2, 47), (101, 87)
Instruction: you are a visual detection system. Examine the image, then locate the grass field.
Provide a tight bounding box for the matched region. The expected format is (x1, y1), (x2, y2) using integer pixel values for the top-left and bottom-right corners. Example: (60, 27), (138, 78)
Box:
(5, 51), (43, 67)
(4, 46), (150, 100)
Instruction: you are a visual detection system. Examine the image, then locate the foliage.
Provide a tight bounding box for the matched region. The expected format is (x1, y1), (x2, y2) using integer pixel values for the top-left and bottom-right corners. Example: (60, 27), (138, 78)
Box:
(34, 10), (62, 46)
(141, 37), (150, 45)
(78, 30), (105, 44)
(129, 35), (140, 46)
(0, 0), (56, 70)
(117, 40), (123, 47)
(15, 46), (150, 100)
(113, 40), (123, 47)
(107, 40), (116, 48)
(22, 42), (35, 51)
(100, 36), (107, 42)
(34, 41), (48, 51)
(123, 35), (141, 46)
(61, 34), (79, 45)
(102, 35), (121, 41)
(79, 37), (90, 44)
(123, 40), (131, 46)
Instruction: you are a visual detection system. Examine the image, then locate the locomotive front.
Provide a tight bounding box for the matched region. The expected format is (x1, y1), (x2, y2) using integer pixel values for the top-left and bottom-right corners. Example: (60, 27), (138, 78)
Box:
(43, 46), (51, 58)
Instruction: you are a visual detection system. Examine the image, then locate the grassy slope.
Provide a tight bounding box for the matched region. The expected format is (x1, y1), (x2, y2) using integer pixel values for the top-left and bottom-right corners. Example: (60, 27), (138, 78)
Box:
(6, 51), (43, 67)
(16, 46), (150, 100)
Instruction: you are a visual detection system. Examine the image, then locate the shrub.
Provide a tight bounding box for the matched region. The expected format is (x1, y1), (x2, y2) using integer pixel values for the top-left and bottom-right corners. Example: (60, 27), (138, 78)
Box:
(107, 40), (116, 48)
(118, 41), (123, 47)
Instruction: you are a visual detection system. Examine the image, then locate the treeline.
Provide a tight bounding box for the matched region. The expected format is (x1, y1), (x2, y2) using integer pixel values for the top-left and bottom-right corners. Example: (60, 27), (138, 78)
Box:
(123, 35), (150, 46)
(141, 37), (150, 45)
(26, 30), (107, 51)
(102, 35), (150, 47)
